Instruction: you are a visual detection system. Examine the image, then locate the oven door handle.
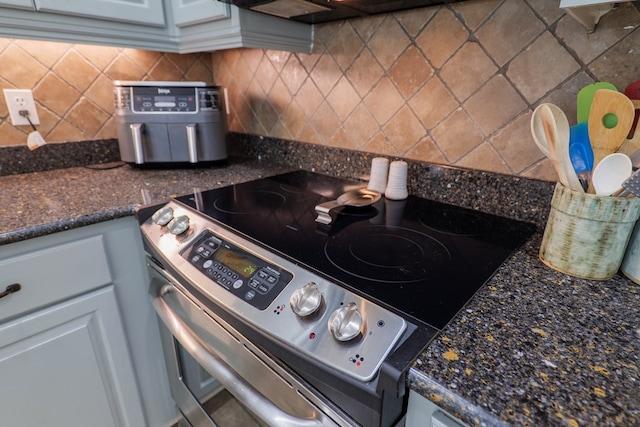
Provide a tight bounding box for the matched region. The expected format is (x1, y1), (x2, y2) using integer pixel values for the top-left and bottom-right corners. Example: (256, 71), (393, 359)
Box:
(152, 283), (329, 427)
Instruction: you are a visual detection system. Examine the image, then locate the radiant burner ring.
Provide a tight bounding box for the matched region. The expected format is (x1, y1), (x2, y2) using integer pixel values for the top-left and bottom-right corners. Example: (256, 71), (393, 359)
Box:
(213, 190), (287, 214)
(324, 225), (451, 283)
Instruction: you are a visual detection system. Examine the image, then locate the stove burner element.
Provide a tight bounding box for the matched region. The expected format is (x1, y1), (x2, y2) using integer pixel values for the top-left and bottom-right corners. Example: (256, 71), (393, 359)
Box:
(325, 225), (451, 283)
(213, 190), (286, 214)
(420, 208), (494, 235)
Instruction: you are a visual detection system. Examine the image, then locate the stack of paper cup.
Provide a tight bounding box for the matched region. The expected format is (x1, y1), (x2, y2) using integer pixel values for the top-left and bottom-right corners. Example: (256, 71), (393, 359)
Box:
(367, 157), (389, 194)
(385, 161), (408, 200)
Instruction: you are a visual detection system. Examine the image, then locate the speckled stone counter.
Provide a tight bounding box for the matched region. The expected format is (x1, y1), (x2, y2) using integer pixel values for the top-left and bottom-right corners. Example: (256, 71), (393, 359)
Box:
(0, 158), (294, 245)
(1, 135), (638, 427)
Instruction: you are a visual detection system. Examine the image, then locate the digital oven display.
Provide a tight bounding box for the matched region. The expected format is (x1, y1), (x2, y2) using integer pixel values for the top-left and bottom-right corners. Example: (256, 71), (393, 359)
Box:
(183, 230), (293, 310)
(214, 247), (258, 278)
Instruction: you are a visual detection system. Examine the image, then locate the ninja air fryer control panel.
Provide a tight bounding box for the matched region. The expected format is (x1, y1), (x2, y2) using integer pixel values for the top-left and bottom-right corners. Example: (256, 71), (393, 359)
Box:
(183, 230), (293, 310)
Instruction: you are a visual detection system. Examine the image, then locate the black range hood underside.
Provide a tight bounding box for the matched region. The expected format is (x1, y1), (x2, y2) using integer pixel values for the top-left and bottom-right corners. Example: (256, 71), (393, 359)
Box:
(220, 0), (462, 24)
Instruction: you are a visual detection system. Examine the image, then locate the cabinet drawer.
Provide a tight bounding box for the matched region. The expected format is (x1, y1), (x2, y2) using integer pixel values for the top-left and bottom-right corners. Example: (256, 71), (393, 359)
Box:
(0, 235), (112, 322)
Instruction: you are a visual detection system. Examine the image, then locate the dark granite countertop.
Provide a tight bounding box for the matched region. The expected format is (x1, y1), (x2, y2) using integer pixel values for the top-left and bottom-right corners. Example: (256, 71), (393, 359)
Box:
(0, 158), (294, 245)
(1, 136), (638, 427)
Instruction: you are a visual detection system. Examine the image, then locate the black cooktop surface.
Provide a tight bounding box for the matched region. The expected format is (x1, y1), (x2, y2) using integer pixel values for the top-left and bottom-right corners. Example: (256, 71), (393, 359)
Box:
(176, 170), (535, 329)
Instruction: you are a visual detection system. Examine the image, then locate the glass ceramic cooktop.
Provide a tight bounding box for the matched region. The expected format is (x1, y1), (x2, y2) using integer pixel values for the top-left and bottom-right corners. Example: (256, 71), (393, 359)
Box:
(176, 170), (535, 329)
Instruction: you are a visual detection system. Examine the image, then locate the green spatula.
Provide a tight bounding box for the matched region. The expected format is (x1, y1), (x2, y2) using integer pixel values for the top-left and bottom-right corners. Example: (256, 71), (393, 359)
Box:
(577, 82), (617, 123)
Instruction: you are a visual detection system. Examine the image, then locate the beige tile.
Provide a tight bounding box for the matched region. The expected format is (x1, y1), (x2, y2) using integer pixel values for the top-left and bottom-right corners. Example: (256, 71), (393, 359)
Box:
(364, 77), (405, 125)
(271, 117), (294, 141)
(416, 7), (468, 69)
(404, 135), (446, 164)
(315, 20), (344, 47)
(327, 76), (360, 121)
(186, 59), (214, 83)
(265, 50), (292, 73)
(522, 158), (557, 182)
(75, 44), (119, 70)
(557, 3), (640, 65)
(388, 46), (433, 100)
(256, 99), (279, 134)
(362, 131), (399, 156)
(105, 55), (146, 81)
(242, 49), (264, 75)
(490, 112), (545, 173)
(408, 76), (458, 129)
(279, 54), (307, 96)
(47, 119), (87, 142)
(588, 27), (640, 91)
(66, 98), (110, 136)
(165, 52), (197, 73)
(368, 15), (409, 69)
(383, 105), (426, 154)
(310, 101), (340, 143)
(431, 108), (483, 162)
(16, 39), (68, 68)
(475, 0), (545, 66)
(508, 31), (580, 104)
(394, 6), (438, 37)
(348, 14), (385, 43)
(311, 54), (342, 96)
(297, 40), (324, 74)
(343, 103), (379, 148)
(268, 77), (293, 114)
(450, 0), (501, 31)
(221, 49), (242, 72)
(440, 41), (497, 102)
(282, 100), (308, 138)
(122, 48), (162, 72)
(34, 73), (81, 116)
(326, 22), (363, 71)
(148, 56), (184, 81)
(53, 50), (100, 92)
(327, 127), (357, 149)
(95, 117), (117, 140)
(346, 48), (384, 97)
(0, 44), (48, 88)
(0, 122), (27, 146)
(295, 78), (323, 119)
(464, 75), (527, 136)
(255, 55), (279, 95)
(297, 123), (321, 145)
(456, 142), (510, 174)
(537, 71), (594, 125)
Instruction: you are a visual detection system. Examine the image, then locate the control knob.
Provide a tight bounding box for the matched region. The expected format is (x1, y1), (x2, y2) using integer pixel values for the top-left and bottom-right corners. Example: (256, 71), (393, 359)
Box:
(290, 282), (322, 317)
(152, 206), (174, 226)
(168, 215), (190, 235)
(328, 302), (363, 342)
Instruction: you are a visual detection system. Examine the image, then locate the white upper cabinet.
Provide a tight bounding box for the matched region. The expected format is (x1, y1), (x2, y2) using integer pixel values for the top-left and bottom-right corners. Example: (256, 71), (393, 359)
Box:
(172, 0), (230, 27)
(35, 0), (166, 26)
(0, 0), (33, 9)
(0, 0), (312, 52)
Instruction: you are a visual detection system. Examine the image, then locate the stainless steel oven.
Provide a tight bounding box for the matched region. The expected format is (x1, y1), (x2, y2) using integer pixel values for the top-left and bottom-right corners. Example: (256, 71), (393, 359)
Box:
(137, 170), (534, 427)
(148, 261), (356, 426)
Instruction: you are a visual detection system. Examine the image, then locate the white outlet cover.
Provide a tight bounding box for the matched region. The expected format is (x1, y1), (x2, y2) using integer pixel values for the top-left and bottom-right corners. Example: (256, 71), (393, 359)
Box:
(3, 89), (40, 126)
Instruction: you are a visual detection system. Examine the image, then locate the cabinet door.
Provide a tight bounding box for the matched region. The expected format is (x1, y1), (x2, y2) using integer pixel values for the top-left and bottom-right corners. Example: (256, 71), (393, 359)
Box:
(172, 0), (230, 27)
(34, 0), (165, 26)
(0, 286), (146, 427)
(0, 0), (34, 9)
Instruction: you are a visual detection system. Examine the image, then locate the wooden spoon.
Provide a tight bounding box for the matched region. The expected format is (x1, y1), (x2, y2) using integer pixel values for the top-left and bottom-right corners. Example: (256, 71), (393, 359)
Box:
(588, 89), (635, 169)
(540, 104), (584, 192)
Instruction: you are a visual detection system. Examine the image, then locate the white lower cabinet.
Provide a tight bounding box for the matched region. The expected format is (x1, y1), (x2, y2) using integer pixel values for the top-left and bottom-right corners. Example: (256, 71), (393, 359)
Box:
(0, 287), (145, 427)
(0, 217), (176, 427)
(406, 390), (468, 427)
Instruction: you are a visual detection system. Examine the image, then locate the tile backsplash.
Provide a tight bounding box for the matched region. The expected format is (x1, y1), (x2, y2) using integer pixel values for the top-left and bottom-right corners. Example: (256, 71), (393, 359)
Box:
(0, 40), (211, 147)
(212, 0), (640, 182)
(0, 0), (638, 184)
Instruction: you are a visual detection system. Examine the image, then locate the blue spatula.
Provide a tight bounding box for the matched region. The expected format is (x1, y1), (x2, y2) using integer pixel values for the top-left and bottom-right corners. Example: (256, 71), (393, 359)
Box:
(569, 122), (594, 191)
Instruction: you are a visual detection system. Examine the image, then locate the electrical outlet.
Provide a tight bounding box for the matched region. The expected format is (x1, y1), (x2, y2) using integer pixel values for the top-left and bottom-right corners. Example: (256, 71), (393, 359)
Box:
(3, 89), (40, 126)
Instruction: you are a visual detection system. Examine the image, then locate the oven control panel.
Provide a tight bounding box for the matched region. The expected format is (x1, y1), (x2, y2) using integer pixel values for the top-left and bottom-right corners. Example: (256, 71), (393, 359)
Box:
(139, 200), (408, 382)
(182, 231), (293, 310)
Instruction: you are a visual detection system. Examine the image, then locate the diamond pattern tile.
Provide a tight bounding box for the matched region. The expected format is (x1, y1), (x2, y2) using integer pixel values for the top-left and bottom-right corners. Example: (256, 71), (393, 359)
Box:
(0, 39), (210, 147)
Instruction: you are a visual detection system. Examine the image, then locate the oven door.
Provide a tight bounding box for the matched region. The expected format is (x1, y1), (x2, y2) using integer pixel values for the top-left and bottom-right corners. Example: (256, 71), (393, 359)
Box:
(147, 261), (356, 427)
